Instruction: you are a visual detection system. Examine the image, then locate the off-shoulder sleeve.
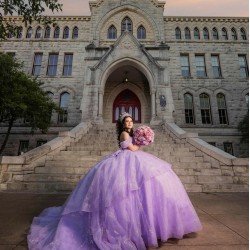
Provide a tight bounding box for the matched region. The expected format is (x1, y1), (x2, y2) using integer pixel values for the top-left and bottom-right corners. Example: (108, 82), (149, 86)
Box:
(120, 137), (133, 149)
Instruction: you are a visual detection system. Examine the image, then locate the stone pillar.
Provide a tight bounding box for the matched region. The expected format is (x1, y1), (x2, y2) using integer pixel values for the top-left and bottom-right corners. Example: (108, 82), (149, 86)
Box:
(151, 89), (156, 120)
(97, 88), (104, 124)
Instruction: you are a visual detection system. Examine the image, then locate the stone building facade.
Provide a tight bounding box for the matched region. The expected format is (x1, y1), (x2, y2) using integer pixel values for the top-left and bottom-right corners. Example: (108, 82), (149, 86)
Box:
(0, 0), (249, 157)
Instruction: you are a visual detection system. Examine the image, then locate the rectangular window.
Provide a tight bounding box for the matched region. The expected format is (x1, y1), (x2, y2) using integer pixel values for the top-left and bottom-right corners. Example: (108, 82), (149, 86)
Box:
(36, 140), (47, 147)
(223, 142), (234, 155)
(32, 53), (43, 76)
(47, 53), (59, 76)
(211, 55), (222, 77)
(18, 140), (29, 155)
(239, 55), (249, 77)
(195, 55), (207, 77)
(180, 55), (190, 77)
(63, 53), (73, 76)
(58, 109), (68, 123)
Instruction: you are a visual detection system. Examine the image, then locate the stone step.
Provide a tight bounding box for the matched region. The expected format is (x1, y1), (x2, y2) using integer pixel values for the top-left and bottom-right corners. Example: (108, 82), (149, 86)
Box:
(59, 150), (114, 157)
(46, 155), (101, 162)
(23, 173), (83, 182)
(35, 166), (90, 175)
(44, 160), (97, 169)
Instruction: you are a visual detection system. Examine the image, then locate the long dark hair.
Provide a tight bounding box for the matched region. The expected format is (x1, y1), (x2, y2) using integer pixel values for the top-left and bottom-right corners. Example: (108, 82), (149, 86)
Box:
(116, 116), (134, 144)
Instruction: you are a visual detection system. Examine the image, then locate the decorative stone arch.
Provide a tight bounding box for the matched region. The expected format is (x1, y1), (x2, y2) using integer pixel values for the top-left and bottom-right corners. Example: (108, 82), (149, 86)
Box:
(98, 57), (156, 123)
(214, 88), (232, 101)
(178, 87), (196, 100)
(94, 4), (160, 44)
(57, 86), (76, 100)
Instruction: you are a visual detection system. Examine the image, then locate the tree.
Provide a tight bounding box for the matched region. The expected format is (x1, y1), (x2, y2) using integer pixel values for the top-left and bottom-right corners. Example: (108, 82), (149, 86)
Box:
(237, 111), (249, 143)
(0, 53), (61, 154)
(0, 0), (62, 39)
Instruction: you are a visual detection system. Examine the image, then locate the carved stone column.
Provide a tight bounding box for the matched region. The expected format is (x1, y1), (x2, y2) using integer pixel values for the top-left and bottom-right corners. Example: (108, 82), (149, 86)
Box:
(151, 89), (156, 119)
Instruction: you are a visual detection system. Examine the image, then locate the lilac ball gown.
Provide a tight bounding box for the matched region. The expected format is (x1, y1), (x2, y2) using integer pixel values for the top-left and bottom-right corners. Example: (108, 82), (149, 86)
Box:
(28, 136), (202, 250)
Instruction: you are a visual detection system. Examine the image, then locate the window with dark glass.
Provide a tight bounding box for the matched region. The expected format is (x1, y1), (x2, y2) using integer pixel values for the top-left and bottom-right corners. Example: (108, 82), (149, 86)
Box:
(240, 28), (247, 40)
(203, 27), (209, 40)
(211, 55), (222, 77)
(58, 92), (70, 123)
(63, 53), (73, 76)
(200, 93), (212, 124)
(217, 93), (228, 124)
(18, 140), (29, 155)
(238, 55), (249, 77)
(194, 27), (200, 39)
(175, 27), (181, 39)
(26, 27), (32, 38)
(63, 26), (69, 39)
(108, 25), (117, 39)
(72, 27), (79, 39)
(195, 55), (207, 77)
(212, 28), (219, 40)
(180, 55), (190, 77)
(44, 26), (51, 39)
(32, 53), (43, 76)
(17, 27), (23, 39)
(223, 142), (234, 155)
(47, 53), (58, 76)
(184, 27), (191, 39)
(36, 140), (47, 147)
(35, 27), (42, 39)
(222, 28), (228, 40)
(231, 28), (237, 40)
(121, 16), (132, 33)
(184, 93), (195, 124)
(137, 25), (146, 39)
(54, 27), (60, 38)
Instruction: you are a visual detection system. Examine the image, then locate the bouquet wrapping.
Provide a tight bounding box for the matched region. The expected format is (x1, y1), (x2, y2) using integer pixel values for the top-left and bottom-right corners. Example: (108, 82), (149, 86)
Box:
(133, 126), (155, 146)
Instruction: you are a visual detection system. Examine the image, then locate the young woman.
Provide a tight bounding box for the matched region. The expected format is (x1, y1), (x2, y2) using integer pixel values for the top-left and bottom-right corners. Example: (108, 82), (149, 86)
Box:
(28, 112), (202, 250)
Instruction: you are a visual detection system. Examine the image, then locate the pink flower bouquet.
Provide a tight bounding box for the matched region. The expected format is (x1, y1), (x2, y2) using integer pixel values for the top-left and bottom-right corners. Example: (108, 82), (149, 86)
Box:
(133, 126), (155, 146)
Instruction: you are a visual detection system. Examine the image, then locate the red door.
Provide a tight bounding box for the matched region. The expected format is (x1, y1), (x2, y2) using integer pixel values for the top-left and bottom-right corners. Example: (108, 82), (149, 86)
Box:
(113, 89), (141, 123)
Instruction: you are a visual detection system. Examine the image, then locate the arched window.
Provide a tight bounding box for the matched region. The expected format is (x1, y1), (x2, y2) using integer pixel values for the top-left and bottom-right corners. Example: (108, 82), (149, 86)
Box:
(222, 28), (228, 40)
(184, 93), (195, 124)
(107, 25), (117, 39)
(26, 27), (32, 38)
(54, 27), (60, 39)
(63, 26), (69, 39)
(44, 26), (51, 39)
(58, 92), (70, 123)
(203, 27), (209, 40)
(194, 27), (200, 39)
(7, 32), (13, 39)
(72, 26), (79, 39)
(121, 16), (132, 33)
(35, 27), (42, 39)
(137, 25), (146, 39)
(240, 28), (247, 40)
(231, 28), (237, 40)
(184, 27), (191, 39)
(217, 93), (228, 124)
(17, 27), (23, 39)
(175, 27), (181, 39)
(212, 28), (219, 40)
(199, 93), (212, 124)
(47, 91), (54, 100)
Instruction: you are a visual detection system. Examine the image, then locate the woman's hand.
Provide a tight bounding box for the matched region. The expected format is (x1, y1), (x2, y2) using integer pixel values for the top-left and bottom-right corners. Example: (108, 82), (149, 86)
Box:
(120, 131), (140, 151)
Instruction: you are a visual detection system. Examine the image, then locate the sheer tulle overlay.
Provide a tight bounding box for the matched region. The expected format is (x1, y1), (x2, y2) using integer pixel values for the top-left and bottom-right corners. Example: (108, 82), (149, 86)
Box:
(28, 137), (202, 250)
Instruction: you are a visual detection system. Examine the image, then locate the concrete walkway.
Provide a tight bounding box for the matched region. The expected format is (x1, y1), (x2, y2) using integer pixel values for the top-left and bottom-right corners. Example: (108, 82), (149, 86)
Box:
(0, 192), (248, 250)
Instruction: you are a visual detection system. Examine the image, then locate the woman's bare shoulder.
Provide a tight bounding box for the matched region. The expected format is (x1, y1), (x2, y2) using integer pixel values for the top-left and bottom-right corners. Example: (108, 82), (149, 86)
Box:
(120, 131), (129, 142)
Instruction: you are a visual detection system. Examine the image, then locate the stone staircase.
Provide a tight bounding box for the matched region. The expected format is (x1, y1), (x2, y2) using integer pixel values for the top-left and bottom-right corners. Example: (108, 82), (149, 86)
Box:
(2, 123), (248, 192)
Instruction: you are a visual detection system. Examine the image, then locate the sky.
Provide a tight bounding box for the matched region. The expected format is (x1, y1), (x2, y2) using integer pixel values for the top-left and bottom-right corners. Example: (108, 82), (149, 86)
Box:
(48, 0), (249, 17)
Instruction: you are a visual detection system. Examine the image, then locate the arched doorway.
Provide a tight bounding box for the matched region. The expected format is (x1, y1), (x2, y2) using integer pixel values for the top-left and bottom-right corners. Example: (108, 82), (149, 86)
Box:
(113, 89), (141, 123)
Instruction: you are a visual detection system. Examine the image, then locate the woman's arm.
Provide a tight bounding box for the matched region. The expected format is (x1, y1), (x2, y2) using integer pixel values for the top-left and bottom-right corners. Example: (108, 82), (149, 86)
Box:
(120, 132), (140, 152)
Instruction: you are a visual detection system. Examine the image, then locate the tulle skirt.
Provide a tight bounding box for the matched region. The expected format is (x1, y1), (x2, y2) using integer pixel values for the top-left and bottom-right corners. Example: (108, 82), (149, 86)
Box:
(28, 149), (202, 250)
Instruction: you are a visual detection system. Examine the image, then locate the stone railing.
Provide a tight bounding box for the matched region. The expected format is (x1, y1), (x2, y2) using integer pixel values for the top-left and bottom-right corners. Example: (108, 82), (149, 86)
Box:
(0, 122), (92, 191)
(164, 122), (249, 192)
